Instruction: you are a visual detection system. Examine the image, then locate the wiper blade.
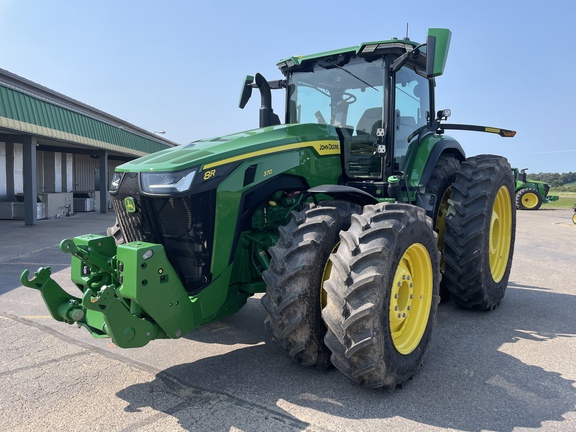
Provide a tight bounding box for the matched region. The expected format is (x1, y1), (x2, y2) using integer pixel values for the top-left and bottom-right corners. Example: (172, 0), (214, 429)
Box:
(327, 60), (378, 91)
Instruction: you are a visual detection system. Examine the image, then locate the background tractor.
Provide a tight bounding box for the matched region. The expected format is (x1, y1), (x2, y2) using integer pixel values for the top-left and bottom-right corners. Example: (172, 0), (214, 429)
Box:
(22, 28), (517, 389)
(513, 167), (558, 210)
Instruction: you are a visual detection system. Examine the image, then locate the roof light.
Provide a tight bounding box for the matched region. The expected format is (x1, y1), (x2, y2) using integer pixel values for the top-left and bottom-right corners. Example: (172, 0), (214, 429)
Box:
(362, 44), (378, 53)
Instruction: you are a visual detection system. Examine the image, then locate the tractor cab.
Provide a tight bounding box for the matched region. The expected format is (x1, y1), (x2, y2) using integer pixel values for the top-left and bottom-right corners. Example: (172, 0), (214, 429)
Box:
(282, 55), (430, 196)
(242, 29), (452, 200)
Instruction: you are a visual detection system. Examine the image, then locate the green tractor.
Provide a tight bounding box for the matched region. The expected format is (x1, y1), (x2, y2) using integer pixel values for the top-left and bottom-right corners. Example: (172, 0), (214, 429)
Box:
(22, 28), (517, 389)
(513, 168), (558, 210)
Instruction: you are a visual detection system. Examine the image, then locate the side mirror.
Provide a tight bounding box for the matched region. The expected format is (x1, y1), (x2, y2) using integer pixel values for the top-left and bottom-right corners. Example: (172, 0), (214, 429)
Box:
(426, 28), (451, 78)
(239, 75), (254, 109)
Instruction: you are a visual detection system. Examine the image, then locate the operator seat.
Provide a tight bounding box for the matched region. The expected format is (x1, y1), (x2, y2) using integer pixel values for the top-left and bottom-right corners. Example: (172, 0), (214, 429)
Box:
(356, 107), (383, 137)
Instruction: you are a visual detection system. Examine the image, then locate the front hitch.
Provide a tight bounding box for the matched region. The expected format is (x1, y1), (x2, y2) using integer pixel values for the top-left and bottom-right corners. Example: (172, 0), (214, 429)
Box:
(21, 234), (198, 348)
(21, 267), (86, 324)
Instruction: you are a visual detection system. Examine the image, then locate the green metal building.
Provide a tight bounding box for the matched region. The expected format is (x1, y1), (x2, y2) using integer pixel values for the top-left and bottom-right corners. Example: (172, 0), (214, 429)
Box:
(0, 67), (176, 225)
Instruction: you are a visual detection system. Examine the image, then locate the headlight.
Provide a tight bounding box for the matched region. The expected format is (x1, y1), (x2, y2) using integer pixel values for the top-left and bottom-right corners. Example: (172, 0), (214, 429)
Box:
(110, 172), (123, 192)
(140, 168), (197, 194)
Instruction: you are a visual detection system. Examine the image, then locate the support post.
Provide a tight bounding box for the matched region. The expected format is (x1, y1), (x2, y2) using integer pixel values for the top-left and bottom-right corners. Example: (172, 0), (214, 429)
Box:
(98, 150), (108, 213)
(22, 136), (38, 226)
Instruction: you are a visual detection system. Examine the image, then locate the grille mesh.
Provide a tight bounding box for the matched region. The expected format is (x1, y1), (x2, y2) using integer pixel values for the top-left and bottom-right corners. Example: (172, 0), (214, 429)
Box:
(112, 173), (214, 292)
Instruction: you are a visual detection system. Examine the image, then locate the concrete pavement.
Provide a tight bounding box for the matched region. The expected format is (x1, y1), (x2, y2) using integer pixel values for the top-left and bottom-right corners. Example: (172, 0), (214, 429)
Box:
(1, 209), (575, 431)
(0, 211), (116, 261)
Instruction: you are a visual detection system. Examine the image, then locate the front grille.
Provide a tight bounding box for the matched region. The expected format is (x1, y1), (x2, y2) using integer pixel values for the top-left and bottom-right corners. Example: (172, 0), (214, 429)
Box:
(112, 173), (215, 293)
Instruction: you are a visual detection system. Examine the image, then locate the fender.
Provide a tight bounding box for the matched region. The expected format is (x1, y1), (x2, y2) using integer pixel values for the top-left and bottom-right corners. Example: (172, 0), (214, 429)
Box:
(418, 137), (465, 187)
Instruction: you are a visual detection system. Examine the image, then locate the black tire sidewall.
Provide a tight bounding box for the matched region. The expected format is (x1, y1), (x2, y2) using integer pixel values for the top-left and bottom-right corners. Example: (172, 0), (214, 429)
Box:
(323, 203), (440, 388)
(376, 215), (440, 381)
(517, 188), (542, 210)
(444, 155), (516, 310)
(262, 200), (360, 367)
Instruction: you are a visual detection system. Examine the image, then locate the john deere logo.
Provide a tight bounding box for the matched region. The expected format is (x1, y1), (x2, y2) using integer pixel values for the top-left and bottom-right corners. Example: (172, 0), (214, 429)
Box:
(124, 197), (137, 213)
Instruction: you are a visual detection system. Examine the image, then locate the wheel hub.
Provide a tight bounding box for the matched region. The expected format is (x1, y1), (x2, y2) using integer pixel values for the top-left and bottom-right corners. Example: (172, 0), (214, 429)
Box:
(389, 243), (433, 355)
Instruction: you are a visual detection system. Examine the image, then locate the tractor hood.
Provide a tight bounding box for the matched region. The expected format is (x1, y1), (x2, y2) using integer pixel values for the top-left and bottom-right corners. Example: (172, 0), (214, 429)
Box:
(116, 123), (341, 173)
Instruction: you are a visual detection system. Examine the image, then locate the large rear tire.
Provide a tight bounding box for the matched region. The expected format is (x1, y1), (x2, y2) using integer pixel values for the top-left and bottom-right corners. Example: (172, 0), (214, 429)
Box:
(443, 155), (516, 310)
(516, 188), (542, 210)
(261, 200), (360, 368)
(322, 203), (440, 388)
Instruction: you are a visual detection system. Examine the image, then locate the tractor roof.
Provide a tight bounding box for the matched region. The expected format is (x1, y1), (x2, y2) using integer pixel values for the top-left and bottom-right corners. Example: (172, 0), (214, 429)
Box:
(277, 38), (423, 75)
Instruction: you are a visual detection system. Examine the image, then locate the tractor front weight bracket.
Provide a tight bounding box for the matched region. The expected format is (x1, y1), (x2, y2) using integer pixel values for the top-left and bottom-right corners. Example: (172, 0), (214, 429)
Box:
(21, 234), (198, 348)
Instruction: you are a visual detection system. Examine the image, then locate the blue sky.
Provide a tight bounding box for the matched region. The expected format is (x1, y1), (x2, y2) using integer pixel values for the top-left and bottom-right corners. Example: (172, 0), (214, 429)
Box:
(1, 0), (574, 173)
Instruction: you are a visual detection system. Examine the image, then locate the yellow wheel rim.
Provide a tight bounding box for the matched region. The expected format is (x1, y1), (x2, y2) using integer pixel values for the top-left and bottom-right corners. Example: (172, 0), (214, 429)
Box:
(320, 243), (340, 310)
(572, 213), (576, 225)
(389, 243), (433, 355)
(522, 192), (539, 209)
(490, 186), (513, 282)
(436, 187), (452, 272)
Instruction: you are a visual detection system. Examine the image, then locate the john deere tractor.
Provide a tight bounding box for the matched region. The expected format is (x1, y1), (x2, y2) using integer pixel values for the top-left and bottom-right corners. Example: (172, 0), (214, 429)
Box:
(513, 168), (558, 210)
(22, 28), (517, 389)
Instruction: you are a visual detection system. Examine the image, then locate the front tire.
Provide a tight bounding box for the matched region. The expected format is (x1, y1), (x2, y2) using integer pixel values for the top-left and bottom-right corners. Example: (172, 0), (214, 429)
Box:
(322, 203), (440, 389)
(516, 188), (542, 210)
(444, 155), (516, 310)
(261, 200), (360, 368)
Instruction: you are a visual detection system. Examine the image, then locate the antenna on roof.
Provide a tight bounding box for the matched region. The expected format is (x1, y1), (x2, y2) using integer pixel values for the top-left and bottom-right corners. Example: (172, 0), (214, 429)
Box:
(405, 23), (409, 39)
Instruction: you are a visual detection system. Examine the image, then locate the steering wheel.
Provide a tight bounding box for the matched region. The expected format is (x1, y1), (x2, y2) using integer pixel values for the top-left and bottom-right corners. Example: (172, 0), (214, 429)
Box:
(342, 92), (357, 104)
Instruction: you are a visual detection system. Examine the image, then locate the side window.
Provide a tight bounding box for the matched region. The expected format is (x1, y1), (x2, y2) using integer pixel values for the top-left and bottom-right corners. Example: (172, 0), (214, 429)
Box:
(394, 67), (430, 164)
(290, 86), (331, 124)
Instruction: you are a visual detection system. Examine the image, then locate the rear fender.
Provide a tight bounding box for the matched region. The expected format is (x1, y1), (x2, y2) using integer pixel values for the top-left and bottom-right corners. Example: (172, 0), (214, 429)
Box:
(410, 136), (465, 188)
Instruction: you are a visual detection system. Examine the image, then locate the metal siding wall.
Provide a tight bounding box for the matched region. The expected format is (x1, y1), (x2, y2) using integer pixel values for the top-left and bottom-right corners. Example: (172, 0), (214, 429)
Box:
(74, 154), (92, 191)
(13, 143), (23, 194)
(41, 151), (55, 193)
(54, 152), (62, 192)
(73, 154), (123, 191)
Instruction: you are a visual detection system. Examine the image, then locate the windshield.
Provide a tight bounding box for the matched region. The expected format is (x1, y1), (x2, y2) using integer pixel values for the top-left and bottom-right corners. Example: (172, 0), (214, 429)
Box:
(287, 58), (384, 130)
(287, 59), (430, 179)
